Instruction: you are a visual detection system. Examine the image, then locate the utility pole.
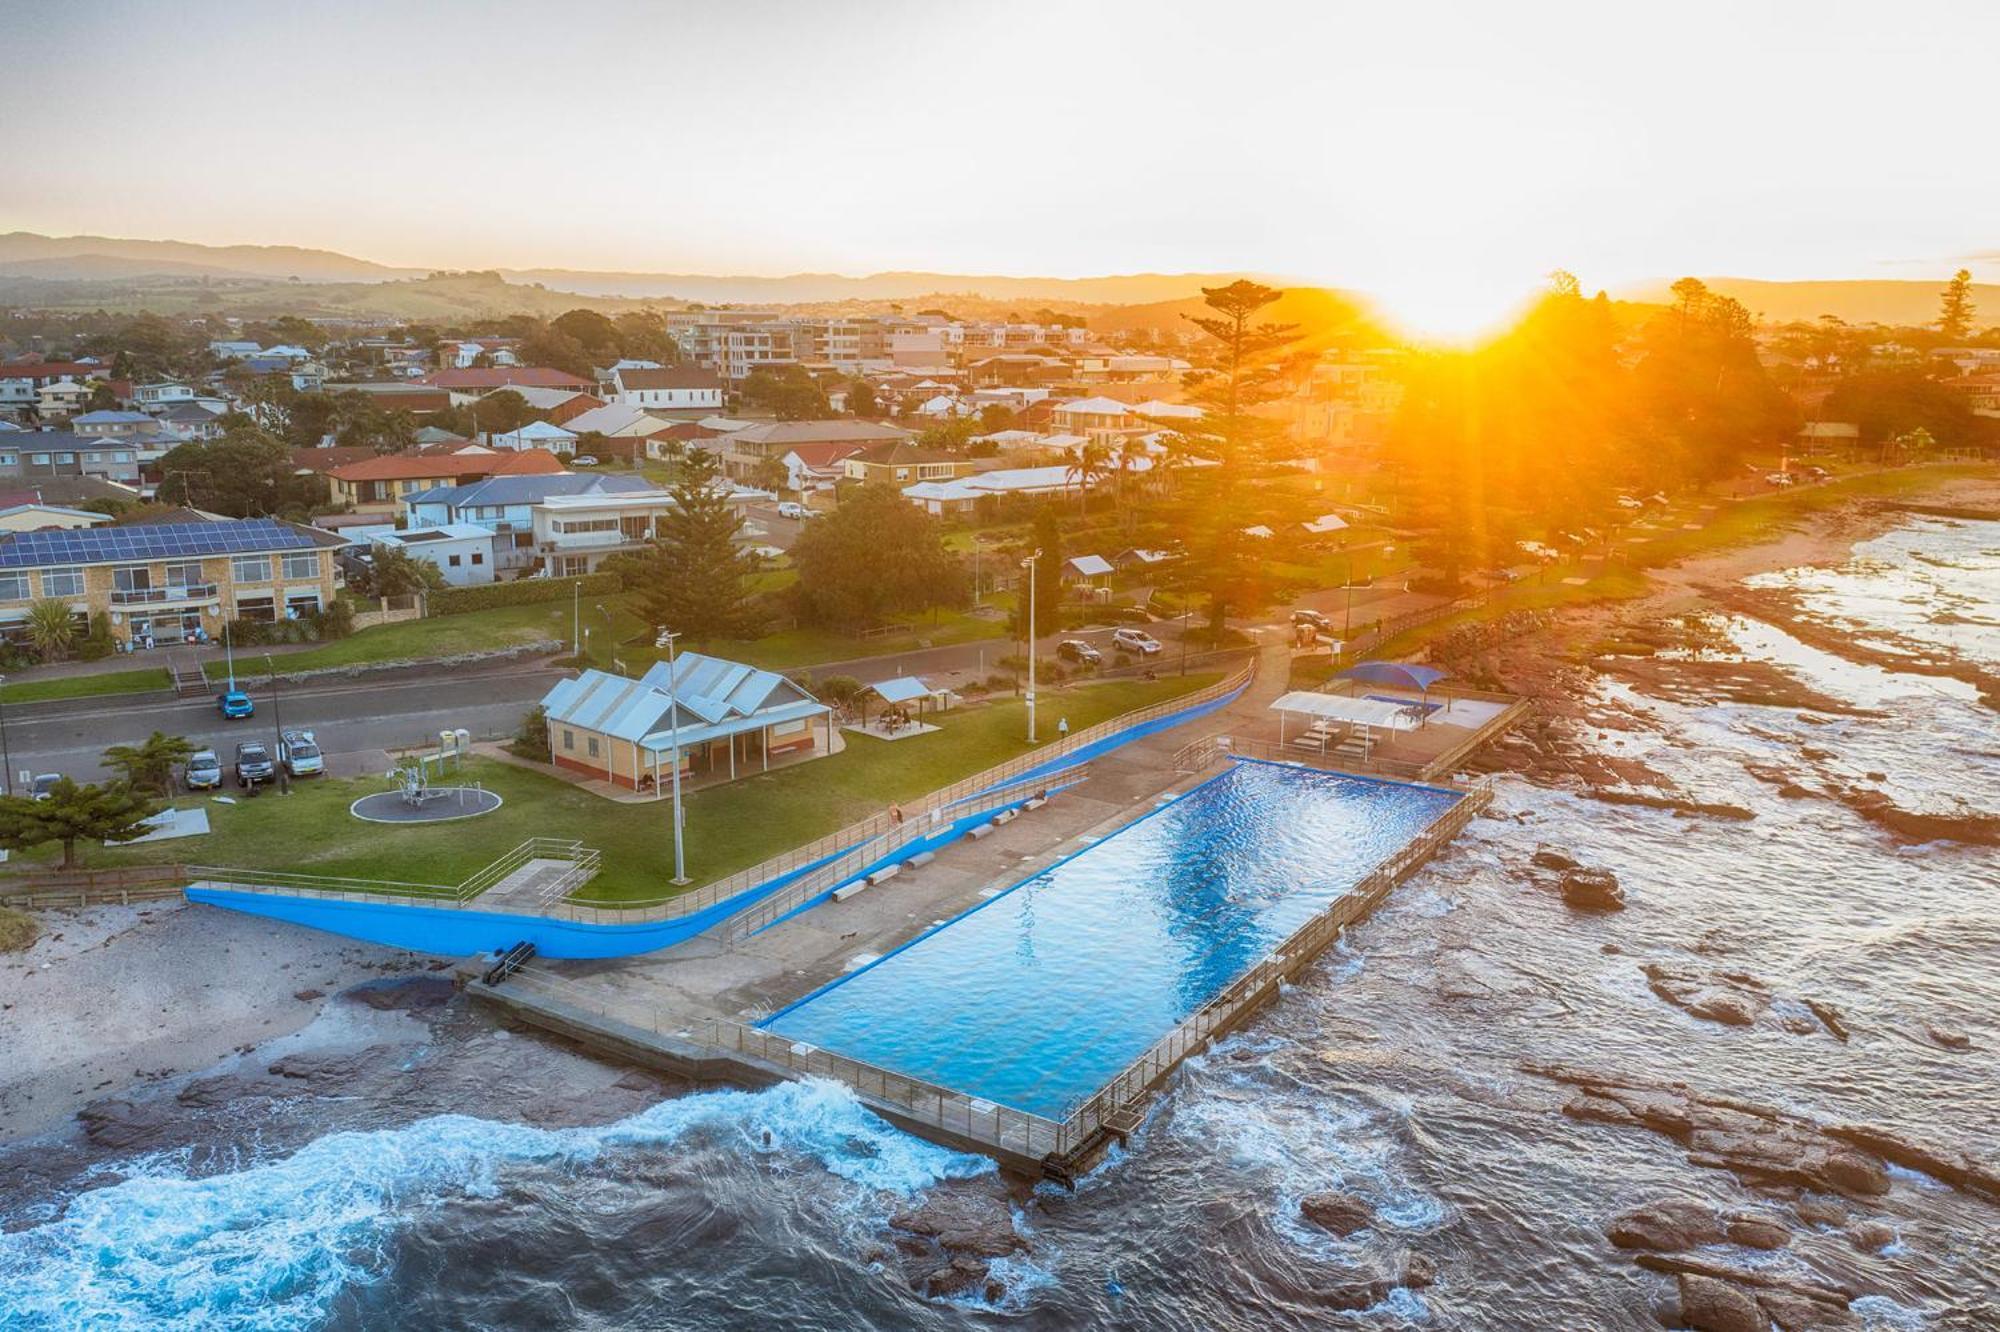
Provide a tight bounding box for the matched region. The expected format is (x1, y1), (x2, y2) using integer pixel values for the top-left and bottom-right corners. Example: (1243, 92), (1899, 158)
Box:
(265, 654), (289, 794)
(1020, 549), (1041, 742)
(660, 628), (688, 883)
(572, 580), (581, 660)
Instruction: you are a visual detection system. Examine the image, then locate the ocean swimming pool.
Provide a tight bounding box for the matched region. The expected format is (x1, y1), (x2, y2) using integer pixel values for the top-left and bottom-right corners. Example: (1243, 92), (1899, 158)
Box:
(762, 760), (1463, 1119)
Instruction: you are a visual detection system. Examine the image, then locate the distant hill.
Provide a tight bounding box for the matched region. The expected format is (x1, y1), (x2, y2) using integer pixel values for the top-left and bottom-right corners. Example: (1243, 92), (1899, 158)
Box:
(0, 231), (1273, 306)
(0, 270), (660, 320)
(1619, 276), (2000, 328)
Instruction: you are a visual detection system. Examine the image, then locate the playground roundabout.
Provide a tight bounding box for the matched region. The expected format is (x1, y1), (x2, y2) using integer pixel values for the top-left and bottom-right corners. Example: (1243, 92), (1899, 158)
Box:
(350, 787), (503, 824)
(351, 744), (502, 824)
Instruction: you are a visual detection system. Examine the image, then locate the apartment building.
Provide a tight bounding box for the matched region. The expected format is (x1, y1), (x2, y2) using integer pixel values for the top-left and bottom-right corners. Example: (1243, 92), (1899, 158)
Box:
(0, 518), (339, 648)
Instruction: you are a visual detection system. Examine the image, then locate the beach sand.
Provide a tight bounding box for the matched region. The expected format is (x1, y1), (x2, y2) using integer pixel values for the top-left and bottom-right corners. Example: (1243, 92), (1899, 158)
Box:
(0, 899), (429, 1144)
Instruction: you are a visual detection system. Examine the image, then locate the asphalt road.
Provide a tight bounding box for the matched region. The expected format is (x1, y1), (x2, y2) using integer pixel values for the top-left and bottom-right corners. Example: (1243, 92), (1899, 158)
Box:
(4, 670), (563, 787)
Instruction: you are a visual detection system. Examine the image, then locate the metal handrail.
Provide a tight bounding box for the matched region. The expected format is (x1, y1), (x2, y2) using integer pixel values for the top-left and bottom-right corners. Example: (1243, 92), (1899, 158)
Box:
(109, 583), (218, 606)
(556, 660), (1255, 921)
(188, 837), (601, 911)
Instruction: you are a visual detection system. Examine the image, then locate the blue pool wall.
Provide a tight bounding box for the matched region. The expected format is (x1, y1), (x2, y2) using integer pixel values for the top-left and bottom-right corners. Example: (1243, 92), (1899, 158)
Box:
(186, 672), (1254, 959)
(759, 757), (1466, 1029)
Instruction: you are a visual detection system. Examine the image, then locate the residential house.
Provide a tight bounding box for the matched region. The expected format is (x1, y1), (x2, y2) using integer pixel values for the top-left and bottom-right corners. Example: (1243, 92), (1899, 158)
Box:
(134, 382), (197, 410)
(716, 419), (910, 482)
(338, 383), (456, 417)
(1, 360), (96, 413)
(1051, 396), (1143, 437)
(612, 366), (725, 415)
(370, 524), (497, 587)
(1062, 553), (1114, 588)
(403, 472), (656, 578)
(37, 378), (92, 418)
(0, 431), (145, 485)
(0, 501), (110, 532)
(208, 340), (263, 360)
(324, 447), (567, 516)
(441, 338), (521, 369)
(900, 456), (1166, 517)
(539, 653), (832, 791)
(70, 410), (162, 440)
(840, 441), (974, 486)
(0, 517), (340, 649)
(491, 384), (605, 425)
(155, 401), (227, 440)
(491, 420), (581, 454)
(530, 489), (679, 577)
(775, 440), (867, 491)
(417, 367), (594, 402)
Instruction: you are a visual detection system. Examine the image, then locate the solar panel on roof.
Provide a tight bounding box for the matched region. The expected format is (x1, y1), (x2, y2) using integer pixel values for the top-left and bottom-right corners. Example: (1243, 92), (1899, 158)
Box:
(0, 519), (316, 568)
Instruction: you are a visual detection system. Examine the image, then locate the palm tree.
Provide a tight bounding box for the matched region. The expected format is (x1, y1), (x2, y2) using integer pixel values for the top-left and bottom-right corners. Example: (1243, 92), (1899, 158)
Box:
(1067, 440), (1113, 515)
(24, 599), (78, 663)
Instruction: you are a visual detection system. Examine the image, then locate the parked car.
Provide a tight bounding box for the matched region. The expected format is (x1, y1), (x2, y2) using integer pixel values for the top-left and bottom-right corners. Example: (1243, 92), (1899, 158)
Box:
(1057, 639), (1103, 665)
(571, 455), (599, 466)
(28, 772), (62, 801)
(217, 688), (254, 719)
(278, 729), (324, 778)
(1292, 608), (1331, 632)
(778, 501), (809, 520)
(1764, 472), (1794, 487)
(234, 741), (275, 788)
(1112, 627), (1163, 655)
(184, 750), (224, 790)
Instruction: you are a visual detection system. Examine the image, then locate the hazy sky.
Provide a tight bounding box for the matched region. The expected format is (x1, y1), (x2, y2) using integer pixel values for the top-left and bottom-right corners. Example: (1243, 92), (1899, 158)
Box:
(3, 0), (1995, 332)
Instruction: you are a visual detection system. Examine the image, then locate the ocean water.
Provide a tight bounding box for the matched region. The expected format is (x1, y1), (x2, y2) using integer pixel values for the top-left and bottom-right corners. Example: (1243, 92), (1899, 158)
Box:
(1, 514), (1996, 1330)
(764, 762), (1461, 1117)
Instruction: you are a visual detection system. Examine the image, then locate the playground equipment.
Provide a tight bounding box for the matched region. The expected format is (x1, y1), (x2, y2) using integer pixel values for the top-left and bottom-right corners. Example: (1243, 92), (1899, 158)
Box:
(350, 727), (502, 823)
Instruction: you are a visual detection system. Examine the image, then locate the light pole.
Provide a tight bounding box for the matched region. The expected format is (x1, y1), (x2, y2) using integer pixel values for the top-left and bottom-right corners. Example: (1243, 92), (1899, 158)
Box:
(264, 654), (289, 794)
(660, 628), (688, 883)
(0, 673), (11, 797)
(1020, 549), (1041, 743)
(571, 580), (581, 659)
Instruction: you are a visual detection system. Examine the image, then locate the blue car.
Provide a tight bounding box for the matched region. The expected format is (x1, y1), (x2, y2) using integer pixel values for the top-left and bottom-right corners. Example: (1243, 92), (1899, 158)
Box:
(217, 689), (254, 719)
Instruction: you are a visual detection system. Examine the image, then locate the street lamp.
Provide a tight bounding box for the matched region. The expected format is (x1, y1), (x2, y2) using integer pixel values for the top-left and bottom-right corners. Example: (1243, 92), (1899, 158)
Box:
(1020, 549), (1041, 743)
(264, 654), (289, 794)
(659, 628), (688, 883)
(0, 673), (11, 797)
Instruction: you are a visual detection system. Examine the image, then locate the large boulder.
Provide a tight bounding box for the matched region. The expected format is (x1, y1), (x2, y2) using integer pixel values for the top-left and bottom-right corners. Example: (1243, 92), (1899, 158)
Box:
(890, 1187), (1025, 1257)
(1676, 1273), (1766, 1332)
(1531, 848), (1580, 871)
(1606, 1198), (1725, 1251)
(1299, 1190), (1375, 1237)
(918, 1256), (998, 1301)
(1725, 1211), (1790, 1250)
(1560, 867), (1625, 911)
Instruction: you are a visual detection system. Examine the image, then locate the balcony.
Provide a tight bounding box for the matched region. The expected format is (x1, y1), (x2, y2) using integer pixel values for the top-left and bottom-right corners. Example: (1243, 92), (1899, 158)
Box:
(539, 530), (649, 552)
(110, 583), (218, 606)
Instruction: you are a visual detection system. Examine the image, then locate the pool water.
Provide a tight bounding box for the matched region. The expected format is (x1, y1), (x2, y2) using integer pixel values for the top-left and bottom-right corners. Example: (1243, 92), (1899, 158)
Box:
(763, 760), (1462, 1119)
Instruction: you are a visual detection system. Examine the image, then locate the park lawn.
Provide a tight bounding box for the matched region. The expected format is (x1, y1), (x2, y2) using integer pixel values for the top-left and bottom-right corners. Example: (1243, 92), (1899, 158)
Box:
(50, 672), (1220, 902)
(201, 599), (612, 680)
(1, 667), (174, 703)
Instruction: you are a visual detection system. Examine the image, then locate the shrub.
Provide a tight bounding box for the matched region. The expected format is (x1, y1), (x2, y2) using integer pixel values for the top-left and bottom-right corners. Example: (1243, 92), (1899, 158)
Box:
(429, 573), (621, 617)
(509, 704), (552, 762)
(817, 674), (863, 710)
(76, 612), (117, 661)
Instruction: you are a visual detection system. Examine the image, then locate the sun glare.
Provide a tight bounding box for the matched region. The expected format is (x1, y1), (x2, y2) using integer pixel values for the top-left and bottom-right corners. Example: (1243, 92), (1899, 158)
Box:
(1363, 271), (1542, 347)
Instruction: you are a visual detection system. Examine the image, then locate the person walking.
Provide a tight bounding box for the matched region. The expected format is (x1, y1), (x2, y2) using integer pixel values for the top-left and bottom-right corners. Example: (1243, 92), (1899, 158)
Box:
(1057, 716), (1070, 741)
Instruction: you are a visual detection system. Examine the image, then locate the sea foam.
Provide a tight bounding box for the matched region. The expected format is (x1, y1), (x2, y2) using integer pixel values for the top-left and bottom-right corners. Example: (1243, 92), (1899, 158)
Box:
(0, 1078), (991, 1331)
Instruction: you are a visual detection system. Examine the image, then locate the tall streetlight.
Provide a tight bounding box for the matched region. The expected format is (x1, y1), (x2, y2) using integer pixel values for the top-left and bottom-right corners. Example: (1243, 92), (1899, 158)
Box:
(1020, 549), (1041, 743)
(264, 654), (290, 794)
(659, 628), (688, 884)
(0, 673), (12, 797)
(571, 580), (581, 660)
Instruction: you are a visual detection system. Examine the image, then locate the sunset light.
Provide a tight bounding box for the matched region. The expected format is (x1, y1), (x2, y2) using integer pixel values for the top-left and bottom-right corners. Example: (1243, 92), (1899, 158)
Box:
(0, 3), (1996, 1329)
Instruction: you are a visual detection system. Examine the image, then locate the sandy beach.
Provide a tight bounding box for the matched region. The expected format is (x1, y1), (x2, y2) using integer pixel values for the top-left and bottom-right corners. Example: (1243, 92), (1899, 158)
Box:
(0, 899), (430, 1144)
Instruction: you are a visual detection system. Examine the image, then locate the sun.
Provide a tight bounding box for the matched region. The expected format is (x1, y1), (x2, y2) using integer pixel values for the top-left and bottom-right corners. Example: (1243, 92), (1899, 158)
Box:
(1361, 269), (1542, 347)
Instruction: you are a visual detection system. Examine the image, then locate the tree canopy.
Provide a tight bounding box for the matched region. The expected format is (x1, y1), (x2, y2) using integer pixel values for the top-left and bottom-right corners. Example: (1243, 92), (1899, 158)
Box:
(624, 448), (762, 642)
(740, 365), (829, 420)
(0, 778), (160, 869)
(791, 484), (964, 630)
(158, 424), (327, 517)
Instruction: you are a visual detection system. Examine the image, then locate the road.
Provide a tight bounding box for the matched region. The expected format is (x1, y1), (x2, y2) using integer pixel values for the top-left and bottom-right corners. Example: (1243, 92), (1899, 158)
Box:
(4, 670), (563, 787)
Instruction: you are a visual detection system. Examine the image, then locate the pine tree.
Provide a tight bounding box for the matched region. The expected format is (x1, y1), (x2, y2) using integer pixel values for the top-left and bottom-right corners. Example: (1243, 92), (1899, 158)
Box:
(632, 448), (761, 642)
(1938, 269), (1977, 341)
(1030, 504), (1064, 637)
(1167, 280), (1299, 478)
(0, 779), (160, 869)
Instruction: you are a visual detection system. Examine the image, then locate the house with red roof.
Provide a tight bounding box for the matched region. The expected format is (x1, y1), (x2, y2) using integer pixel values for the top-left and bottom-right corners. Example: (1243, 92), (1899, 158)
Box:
(417, 367), (594, 400)
(325, 447), (567, 514)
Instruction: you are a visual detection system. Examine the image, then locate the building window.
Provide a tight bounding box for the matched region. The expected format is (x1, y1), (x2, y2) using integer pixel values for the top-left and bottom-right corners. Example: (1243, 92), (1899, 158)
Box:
(285, 592), (321, 617)
(235, 594), (276, 622)
(85, 453), (102, 463)
(112, 565), (152, 593)
(163, 561), (203, 588)
(56, 453), (74, 464)
(586, 736), (600, 758)
(470, 551), (484, 565)
(0, 572), (29, 602)
(31, 453), (49, 465)
(115, 452), (132, 463)
(447, 554), (462, 568)
(561, 728), (575, 752)
(281, 551), (319, 580)
(39, 567), (83, 598)
(232, 554), (271, 583)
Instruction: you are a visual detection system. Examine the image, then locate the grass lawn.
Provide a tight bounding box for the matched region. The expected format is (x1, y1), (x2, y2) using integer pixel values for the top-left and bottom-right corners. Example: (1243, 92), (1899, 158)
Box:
(44, 672), (1220, 902)
(2, 667), (174, 704)
(203, 600), (591, 679)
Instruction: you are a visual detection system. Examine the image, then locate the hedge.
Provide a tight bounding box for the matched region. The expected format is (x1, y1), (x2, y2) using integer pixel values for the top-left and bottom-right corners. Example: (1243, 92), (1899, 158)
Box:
(430, 572), (623, 616)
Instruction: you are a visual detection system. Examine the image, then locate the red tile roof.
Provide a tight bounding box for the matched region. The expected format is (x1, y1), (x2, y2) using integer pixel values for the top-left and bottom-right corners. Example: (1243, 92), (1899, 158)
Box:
(325, 448), (568, 483)
(618, 367), (722, 391)
(417, 367), (593, 391)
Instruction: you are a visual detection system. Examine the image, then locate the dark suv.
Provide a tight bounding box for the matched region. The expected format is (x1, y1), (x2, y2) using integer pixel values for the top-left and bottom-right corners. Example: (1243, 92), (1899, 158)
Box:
(1057, 639), (1103, 665)
(235, 741), (275, 788)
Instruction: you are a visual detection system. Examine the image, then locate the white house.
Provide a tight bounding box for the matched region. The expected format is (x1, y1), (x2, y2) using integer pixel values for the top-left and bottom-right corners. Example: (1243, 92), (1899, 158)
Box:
(612, 367), (725, 414)
(134, 382), (197, 409)
(372, 524), (498, 587)
(530, 490), (679, 578)
(491, 420), (580, 454)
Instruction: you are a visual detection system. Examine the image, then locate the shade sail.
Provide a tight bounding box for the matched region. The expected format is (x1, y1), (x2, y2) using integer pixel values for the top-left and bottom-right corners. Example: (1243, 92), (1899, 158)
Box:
(869, 676), (937, 705)
(1337, 661), (1448, 692)
(1269, 690), (1419, 730)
